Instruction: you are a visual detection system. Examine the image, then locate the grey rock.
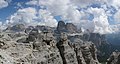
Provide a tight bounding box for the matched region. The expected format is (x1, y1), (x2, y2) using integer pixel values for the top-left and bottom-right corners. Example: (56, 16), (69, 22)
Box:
(27, 28), (39, 42)
(73, 42), (86, 64)
(107, 51), (120, 64)
(25, 26), (34, 34)
(57, 33), (78, 64)
(83, 33), (111, 62)
(32, 31), (63, 64)
(0, 24), (101, 64)
(0, 41), (5, 48)
(56, 21), (67, 33)
(56, 21), (80, 34)
(66, 23), (77, 33)
(5, 24), (25, 32)
(81, 42), (99, 64)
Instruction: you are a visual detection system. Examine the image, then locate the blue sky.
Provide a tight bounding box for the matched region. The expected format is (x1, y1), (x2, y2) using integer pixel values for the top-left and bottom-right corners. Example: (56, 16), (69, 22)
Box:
(0, 0), (29, 21)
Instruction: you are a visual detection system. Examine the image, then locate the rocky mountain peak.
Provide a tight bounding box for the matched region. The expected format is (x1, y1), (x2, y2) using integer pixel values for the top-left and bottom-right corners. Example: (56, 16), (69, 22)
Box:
(0, 22), (112, 64)
(66, 23), (78, 33)
(56, 21), (80, 34)
(5, 24), (25, 32)
(56, 21), (67, 33)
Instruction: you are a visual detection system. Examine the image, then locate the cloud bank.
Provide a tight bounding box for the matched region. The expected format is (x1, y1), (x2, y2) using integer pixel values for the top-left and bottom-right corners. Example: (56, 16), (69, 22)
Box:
(1, 0), (120, 34)
(5, 7), (57, 27)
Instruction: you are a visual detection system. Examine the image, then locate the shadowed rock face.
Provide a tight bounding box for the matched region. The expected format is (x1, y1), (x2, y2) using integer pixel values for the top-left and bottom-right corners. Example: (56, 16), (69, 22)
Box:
(0, 24), (101, 64)
(107, 51), (120, 64)
(57, 21), (67, 33)
(5, 24), (25, 32)
(56, 33), (100, 64)
(83, 33), (111, 62)
(66, 23), (78, 33)
(27, 28), (39, 42)
(56, 21), (80, 34)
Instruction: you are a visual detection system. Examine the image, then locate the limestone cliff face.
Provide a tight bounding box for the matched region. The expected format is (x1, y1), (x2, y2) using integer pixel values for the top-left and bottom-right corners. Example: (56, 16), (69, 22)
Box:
(56, 21), (79, 34)
(107, 51), (120, 64)
(56, 21), (67, 33)
(57, 33), (78, 64)
(83, 33), (108, 47)
(83, 33), (111, 62)
(5, 24), (25, 32)
(0, 24), (100, 64)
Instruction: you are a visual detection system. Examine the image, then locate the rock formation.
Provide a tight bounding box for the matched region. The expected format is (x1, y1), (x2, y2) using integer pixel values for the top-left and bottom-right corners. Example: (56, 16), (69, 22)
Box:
(56, 21), (80, 34)
(107, 51), (120, 64)
(56, 21), (67, 33)
(5, 24), (25, 32)
(57, 33), (78, 64)
(66, 23), (78, 33)
(0, 23), (101, 64)
(83, 33), (111, 62)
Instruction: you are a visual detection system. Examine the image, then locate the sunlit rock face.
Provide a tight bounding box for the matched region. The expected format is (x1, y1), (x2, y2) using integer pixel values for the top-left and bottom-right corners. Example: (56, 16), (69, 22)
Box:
(0, 23), (100, 64)
(57, 33), (78, 64)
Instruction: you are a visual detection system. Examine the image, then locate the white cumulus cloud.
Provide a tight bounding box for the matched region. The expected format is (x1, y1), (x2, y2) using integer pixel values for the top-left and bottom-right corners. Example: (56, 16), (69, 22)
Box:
(82, 7), (112, 34)
(0, 0), (9, 9)
(114, 10), (120, 23)
(26, 0), (37, 6)
(110, 0), (120, 10)
(6, 7), (58, 27)
(6, 7), (37, 26)
(38, 9), (58, 27)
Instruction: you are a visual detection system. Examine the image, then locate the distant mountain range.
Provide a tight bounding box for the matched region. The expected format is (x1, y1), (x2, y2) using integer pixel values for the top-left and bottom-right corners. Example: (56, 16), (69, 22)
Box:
(107, 33), (120, 46)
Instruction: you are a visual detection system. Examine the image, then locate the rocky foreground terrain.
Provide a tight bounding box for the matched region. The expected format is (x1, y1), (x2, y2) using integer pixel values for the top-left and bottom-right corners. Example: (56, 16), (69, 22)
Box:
(107, 51), (120, 64)
(0, 21), (119, 64)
